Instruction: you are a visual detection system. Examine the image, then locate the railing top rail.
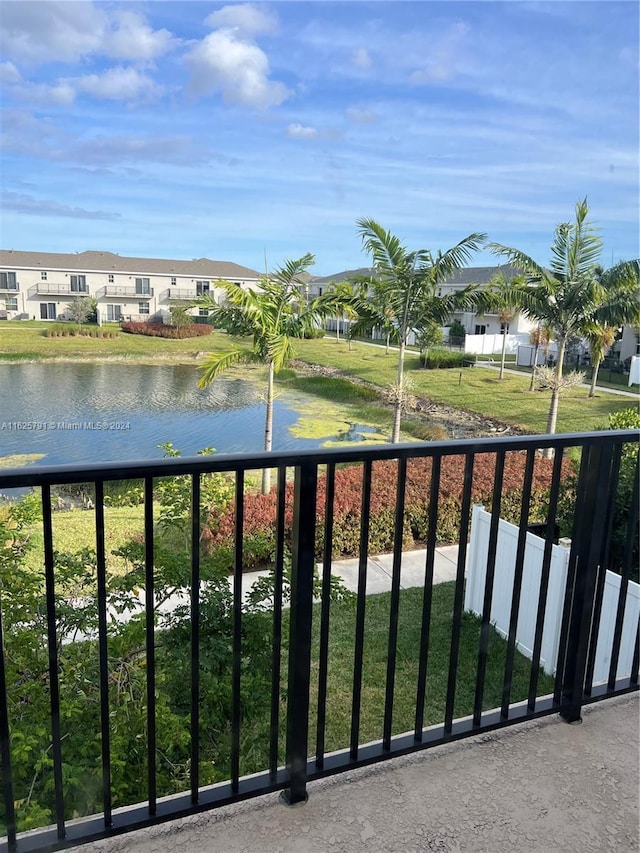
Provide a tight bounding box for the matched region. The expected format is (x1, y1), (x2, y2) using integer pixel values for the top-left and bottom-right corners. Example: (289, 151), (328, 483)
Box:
(0, 430), (637, 489)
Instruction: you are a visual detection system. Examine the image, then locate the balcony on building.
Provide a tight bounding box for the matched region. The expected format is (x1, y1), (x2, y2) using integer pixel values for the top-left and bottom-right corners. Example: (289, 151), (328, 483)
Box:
(96, 285), (155, 299)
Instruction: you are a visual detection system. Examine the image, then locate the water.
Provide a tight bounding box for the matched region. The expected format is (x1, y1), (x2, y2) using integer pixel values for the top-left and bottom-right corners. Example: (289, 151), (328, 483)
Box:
(0, 362), (383, 467)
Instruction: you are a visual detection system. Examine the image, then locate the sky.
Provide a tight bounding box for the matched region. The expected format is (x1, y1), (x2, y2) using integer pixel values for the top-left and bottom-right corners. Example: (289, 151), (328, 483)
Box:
(1, 0), (638, 276)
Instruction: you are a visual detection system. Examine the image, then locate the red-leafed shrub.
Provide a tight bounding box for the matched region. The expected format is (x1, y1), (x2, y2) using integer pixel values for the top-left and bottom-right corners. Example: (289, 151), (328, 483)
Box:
(204, 453), (569, 568)
(120, 322), (212, 338)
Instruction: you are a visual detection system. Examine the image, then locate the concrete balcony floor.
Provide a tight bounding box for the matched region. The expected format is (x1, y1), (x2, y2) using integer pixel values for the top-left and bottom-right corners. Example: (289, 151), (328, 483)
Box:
(73, 693), (638, 853)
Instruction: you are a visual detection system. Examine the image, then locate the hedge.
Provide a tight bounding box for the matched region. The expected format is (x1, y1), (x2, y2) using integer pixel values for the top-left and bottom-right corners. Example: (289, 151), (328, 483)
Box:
(203, 453), (568, 569)
(419, 349), (469, 369)
(120, 322), (213, 339)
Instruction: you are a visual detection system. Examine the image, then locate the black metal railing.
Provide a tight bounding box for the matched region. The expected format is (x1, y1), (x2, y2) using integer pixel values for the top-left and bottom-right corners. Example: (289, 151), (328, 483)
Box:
(0, 430), (637, 852)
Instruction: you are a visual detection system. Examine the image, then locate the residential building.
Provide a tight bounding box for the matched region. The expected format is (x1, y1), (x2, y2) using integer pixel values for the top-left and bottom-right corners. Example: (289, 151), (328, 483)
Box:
(308, 264), (537, 349)
(0, 250), (261, 323)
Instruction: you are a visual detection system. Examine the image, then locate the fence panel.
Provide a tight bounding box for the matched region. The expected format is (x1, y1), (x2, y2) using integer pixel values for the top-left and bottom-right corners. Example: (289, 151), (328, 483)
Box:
(466, 505), (640, 682)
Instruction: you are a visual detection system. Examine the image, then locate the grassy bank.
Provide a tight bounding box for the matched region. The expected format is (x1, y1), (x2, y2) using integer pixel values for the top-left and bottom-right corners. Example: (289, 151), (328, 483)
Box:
(1, 323), (634, 434)
(292, 338), (634, 434)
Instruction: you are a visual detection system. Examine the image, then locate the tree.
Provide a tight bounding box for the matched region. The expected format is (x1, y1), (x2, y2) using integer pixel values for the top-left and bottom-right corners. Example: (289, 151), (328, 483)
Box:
(582, 260), (640, 397)
(66, 295), (95, 327)
(528, 324), (552, 391)
(489, 198), (604, 436)
(195, 253), (323, 493)
(352, 218), (486, 442)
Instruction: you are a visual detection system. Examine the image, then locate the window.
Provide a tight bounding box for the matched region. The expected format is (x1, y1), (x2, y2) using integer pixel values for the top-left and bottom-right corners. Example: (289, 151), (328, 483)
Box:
(138, 302), (150, 315)
(135, 277), (151, 295)
(318, 287), (323, 296)
(40, 303), (56, 320)
(196, 280), (210, 295)
(474, 324), (486, 335)
(70, 274), (88, 293)
(500, 323), (510, 334)
(171, 277), (177, 285)
(6, 297), (18, 311)
(40, 271), (48, 280)
(199, 308), (209, 317)
(108, 274), (114, 283)
(0, 272), (17, 290)
(106, 304), (122, 322)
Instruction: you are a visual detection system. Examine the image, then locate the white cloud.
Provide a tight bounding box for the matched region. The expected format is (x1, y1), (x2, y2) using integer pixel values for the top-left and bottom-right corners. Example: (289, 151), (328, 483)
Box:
(0, 62), (21, 84)
(205, 3), (278, 36)
(103, 10), (176, 63)
(409, 21), (470, 84)
(2, 191), (119, 221)
(352, 47), (373, 70)
(75, 67), (163, 102)
(346, 107), (378, 124)
(0, 0), (106, 64)
(0, 2), (174, 66)
(14, 80), (76, 106)
(185, 28), (289, 108)
(287, 123), (318, 139)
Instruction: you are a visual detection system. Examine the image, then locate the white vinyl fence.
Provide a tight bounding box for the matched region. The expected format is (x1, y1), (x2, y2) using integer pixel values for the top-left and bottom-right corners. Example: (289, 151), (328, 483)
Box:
(465, 505), (640, 684)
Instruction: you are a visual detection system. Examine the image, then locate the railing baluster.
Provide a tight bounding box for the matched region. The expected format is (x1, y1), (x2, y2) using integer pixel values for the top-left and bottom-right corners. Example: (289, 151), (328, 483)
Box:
(553, 446), (592, 706)
(529, 449), (564, 710)
(41, 484), (66, 839)
(269, 466), (287, 780)
(584, 445), (622, 693)
(316, 462), (336, 768)
(382, 457), (407, 751)
(608, 455), (640, 688)
(0, 595), (16, 852)
(283, 462), (317, 805)
(559, 442), (614, 723)
(144, 476), (156, 814)
(414, 455), (441, 739)
(473, 450), (505, 727)
(94, 481), (112, 826)
(445, 452), (475, 733)
(231, 471), (244, 792)
(190, 473), (201, 803)
(350, 461), (372, 759)
(501, 449), (535, 718)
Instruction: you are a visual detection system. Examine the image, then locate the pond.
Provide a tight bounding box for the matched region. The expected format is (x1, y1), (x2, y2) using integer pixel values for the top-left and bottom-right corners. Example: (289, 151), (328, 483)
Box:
(0, 362), (389, 468)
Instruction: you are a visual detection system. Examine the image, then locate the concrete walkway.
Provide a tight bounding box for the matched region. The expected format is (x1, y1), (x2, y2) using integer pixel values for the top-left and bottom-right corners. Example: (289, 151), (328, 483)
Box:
(72, 692), (639, 853)
(475, 361), (640, 398)
(320, 544), (459, 595)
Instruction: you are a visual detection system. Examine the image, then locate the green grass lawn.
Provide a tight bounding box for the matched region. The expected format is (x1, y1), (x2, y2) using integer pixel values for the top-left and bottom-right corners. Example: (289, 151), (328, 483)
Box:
(292, 338), (635, 434)
(282, 582), (555, 759)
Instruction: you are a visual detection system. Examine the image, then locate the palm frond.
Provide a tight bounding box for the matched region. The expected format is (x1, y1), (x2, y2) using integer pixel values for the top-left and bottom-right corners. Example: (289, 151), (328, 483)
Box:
(357, 217), (408, 272)
(430, 233), (487, 281)
(197, 350), (258, 389)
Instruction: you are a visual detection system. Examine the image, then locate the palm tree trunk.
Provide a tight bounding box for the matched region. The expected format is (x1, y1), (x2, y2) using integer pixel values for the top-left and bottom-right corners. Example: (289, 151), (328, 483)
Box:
(589, 357), (601, 398)
(529, 342), (540, 391)
(336, 315), (340, 342)
(261, 361), (275, 494)
(385, 333), (390, 354)
(546, 336), (566, 436)
(391, 340), (406, 443)
(499, 331), (508, 379)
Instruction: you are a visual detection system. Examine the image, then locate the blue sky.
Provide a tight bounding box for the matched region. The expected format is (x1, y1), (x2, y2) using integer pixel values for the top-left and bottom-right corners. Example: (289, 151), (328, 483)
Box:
(1, 0), (638, 275)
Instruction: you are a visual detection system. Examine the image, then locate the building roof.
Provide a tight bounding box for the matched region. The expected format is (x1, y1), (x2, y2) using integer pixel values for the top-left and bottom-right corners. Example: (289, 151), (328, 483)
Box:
(0, 249), (261, 280)
(311, 264), (522, 287)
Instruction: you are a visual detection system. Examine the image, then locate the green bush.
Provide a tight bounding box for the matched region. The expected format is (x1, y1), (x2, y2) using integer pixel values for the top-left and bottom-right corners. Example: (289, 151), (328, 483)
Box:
(420, 349), (469, 369)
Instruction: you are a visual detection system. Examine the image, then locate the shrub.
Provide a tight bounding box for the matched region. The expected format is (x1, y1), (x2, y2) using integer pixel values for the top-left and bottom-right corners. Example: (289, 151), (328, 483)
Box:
(120, 321), (213, 339)
(420, 349), (468, 369)
(204, 452), (568, 567)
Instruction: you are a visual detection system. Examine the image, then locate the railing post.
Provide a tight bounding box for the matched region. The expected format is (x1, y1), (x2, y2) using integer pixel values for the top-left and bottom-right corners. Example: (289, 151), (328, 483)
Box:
(281, 462), (317, 806)
(558, 442), (614, 723)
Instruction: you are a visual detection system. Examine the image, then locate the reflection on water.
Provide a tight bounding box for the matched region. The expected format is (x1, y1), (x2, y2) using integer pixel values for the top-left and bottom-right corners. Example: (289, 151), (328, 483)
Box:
(0, 362), (386, 467)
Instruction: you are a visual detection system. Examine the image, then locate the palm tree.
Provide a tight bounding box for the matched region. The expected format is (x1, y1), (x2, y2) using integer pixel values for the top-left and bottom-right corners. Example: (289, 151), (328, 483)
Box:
(195, 253), (320, 493)
(489, 198), (604, 436)
(528, 324), (552, 391)
(353, 218), (486, 442)
(582, 260), (640, 397)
